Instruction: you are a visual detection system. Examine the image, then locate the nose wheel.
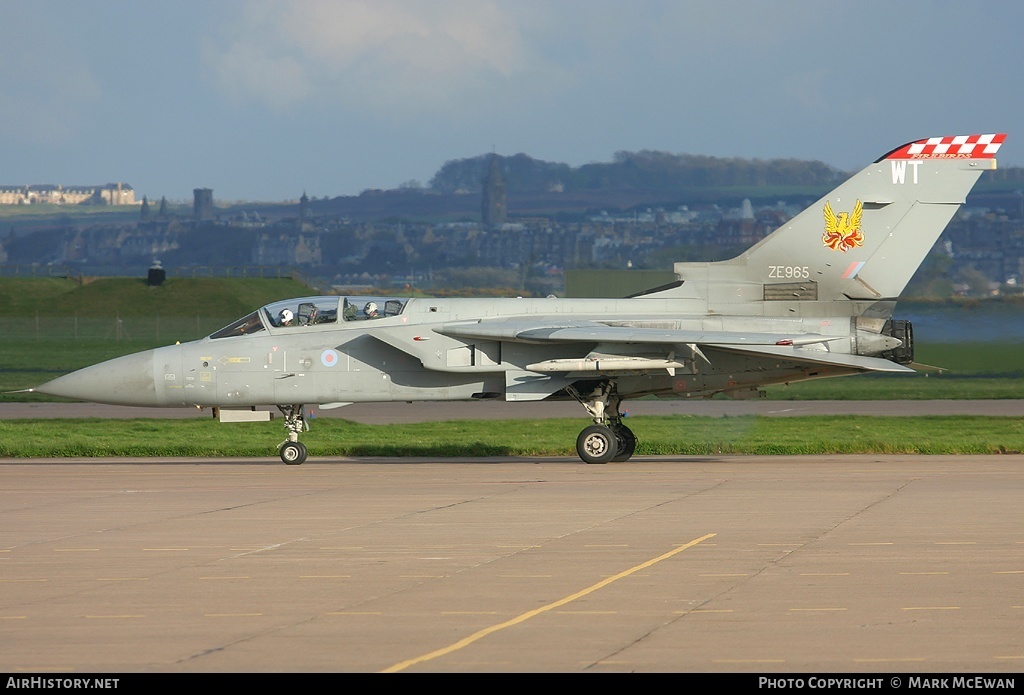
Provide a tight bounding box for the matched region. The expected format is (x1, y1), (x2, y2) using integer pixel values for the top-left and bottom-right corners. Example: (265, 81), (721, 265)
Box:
(279, 440), (308, 465)
(277, 404), (309, 465)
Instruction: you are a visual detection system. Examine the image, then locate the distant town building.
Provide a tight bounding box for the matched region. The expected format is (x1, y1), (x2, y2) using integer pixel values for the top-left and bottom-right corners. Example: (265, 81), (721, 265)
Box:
(0, 183), (137, 206)
(252, 232), (322, 265)
(481, 156), (507, 227)
(193, 188), (214, 221)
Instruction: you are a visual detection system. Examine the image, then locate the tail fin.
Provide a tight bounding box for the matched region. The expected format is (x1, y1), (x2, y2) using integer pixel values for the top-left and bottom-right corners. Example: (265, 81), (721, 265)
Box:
(669, 134), (1004, 308)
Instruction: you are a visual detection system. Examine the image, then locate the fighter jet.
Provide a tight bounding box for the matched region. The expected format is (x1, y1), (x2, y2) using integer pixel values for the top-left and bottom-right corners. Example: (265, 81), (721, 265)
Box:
(33, 133), (1006, 464)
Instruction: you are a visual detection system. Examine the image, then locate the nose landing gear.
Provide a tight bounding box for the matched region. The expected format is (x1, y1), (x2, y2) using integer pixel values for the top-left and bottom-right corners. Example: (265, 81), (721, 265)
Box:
(277, 404), (309, 465)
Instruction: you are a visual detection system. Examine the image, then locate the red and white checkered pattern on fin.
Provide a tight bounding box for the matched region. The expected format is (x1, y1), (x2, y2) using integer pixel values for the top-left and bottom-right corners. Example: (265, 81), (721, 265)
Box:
(886, 133), (1006, 159)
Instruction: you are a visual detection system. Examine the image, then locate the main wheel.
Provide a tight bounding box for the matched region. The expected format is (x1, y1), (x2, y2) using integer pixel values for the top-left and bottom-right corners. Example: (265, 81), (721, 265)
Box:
(280, 441), (307, 465)
(576, 425), (617, 464)
(611, 424), (637, 462)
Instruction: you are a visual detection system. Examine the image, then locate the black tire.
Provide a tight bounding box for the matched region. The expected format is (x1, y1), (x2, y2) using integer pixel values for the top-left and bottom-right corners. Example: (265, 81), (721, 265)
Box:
(611, 424), (637, 462)
(280, 441), (307, 465)
(576, 425), (617, 464)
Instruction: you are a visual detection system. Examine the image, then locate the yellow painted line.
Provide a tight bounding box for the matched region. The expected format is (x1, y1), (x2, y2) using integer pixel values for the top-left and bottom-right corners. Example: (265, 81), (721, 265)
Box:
(901, 606), (960, 611)
(995, 570), (1024, 574)
(996, 656), (1024, 660)
(899, 572), (949, 575)
(789, 607), (847, 612)
(381, 532), (716, 673)
(204, 613), (263, 617)
(143, 548), (190, 551)
(1, 616), (27, 620)
(325, 611), (382, 615)
(320, 547), (365, 550)
(0, 579), (46, 583)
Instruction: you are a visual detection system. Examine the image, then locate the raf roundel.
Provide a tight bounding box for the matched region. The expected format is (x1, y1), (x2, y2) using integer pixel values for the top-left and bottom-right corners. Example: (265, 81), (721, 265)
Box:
(321, 349), (339, 368)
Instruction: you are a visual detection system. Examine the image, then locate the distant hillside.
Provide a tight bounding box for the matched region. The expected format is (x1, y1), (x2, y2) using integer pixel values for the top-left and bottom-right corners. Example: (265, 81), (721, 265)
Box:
(292, 151), (1024, 222)
(5, 150), (1023, 225)
(429, 150), (848, 195)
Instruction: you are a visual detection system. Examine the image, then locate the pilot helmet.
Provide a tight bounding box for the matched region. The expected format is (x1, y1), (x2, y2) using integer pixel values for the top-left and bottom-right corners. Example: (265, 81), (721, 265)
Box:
(279, 309), (294, 324)
(364, 302), (379, 317)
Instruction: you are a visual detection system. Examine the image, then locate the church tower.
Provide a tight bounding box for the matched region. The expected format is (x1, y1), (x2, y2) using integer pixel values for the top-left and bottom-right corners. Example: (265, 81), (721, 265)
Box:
(481, 155), (507, 227)
(193, 188), (213, 221)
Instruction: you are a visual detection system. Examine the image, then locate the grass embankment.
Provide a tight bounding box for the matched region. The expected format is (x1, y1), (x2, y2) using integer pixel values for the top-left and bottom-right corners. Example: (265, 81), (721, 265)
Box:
(0, 276), (312, 318)
(0, 276), (314, 396)
(1, 415), (1021, 458)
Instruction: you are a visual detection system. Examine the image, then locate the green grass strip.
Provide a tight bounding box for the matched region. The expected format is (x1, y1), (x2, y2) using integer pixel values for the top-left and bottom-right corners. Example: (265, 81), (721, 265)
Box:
(1, 415), (1022, 458)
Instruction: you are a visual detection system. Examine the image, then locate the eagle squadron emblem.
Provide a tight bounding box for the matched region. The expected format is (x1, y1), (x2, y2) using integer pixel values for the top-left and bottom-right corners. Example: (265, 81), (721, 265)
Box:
(822, 199), (864, 252)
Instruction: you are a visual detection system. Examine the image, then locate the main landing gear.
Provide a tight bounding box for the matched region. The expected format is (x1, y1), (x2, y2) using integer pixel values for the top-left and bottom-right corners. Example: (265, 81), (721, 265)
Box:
(277, 404), (309, 465)
(567, 383), (637, 464)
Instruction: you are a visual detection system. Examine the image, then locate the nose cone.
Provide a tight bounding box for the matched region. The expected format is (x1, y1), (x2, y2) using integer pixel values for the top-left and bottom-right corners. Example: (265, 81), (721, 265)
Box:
(35, 349), (162, 406)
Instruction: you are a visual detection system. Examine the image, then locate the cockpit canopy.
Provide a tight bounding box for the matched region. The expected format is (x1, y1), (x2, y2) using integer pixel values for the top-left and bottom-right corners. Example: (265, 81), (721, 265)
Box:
(209, 296), (409, 339)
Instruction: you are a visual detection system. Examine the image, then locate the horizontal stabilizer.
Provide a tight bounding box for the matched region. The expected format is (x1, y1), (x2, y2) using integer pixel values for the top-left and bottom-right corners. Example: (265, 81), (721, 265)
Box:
(712, 344), (914, 373)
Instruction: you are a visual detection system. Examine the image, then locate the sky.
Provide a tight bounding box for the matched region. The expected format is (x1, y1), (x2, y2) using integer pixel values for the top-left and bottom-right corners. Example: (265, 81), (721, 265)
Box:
(2, 0), (1022, 204)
